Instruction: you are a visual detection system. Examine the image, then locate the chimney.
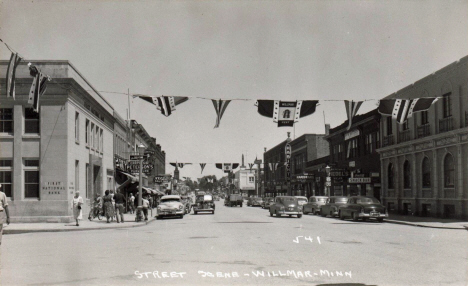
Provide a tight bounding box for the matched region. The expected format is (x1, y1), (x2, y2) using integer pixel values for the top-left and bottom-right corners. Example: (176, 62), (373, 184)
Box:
(325, 124), (330, 135)
(241, 154), (246, 169)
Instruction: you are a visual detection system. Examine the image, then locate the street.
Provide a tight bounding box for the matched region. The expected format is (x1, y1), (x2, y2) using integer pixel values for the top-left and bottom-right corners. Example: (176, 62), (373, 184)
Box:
(1, 200), (467, 286)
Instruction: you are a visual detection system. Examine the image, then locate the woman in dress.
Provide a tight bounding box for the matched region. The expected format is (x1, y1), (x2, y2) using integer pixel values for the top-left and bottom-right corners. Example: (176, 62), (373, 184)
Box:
(102, 190), (115, 223)
(71, 191), (83, 226)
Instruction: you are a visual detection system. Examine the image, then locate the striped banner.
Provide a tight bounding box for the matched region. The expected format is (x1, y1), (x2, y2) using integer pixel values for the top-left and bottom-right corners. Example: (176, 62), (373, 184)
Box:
(212, 99), (231, 128)
(6, 52), (22, 99)
(344, 100), (363, 130)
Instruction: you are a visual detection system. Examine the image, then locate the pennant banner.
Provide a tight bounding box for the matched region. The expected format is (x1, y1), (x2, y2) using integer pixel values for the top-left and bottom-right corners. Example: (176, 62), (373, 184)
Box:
(378, 98), (437, 124)
(138, 95), (189, 117)
(268, 163), (279, 171)
(27, 64), (50, 113)
(6, 52), (22, 99)
(212, 99), (231, 128)
(344, 100), (363, 130)
(215, 163), (240, 173)
(248, 163), (254, 171)
(200, 163), (206, 174)
(255, 100), (318, 127)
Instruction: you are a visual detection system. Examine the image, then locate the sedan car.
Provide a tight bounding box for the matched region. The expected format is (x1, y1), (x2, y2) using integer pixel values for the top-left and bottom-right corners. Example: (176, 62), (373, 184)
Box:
(295, 196), (308, 207)
(319, 196), (348, 217)
(261, 197), (274, 209)
(156, 195), (185, 219)
(303, 196), (328, 215)
(338, 196), (388, 222)
(193, 194), (215, 214)
(247, 197), (263, 207)
(269, 196), (302, 218)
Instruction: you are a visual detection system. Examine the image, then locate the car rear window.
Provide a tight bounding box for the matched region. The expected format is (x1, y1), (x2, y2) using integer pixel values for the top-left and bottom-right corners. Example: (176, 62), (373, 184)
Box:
(336, 198), (348, 203)
(317, 198), (327, 202)
(356, 197), (380, 204)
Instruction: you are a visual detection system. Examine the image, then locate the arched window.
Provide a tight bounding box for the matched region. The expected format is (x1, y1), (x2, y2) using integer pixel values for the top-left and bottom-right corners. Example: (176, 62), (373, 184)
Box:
(403, 160), (411, 188)
(388, 163), (394, 189)
(444, 154), (455, 187)
(422, 157), (431, 188)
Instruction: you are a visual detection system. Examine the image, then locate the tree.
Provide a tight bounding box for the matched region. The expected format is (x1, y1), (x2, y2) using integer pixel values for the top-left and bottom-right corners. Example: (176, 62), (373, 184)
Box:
(198, 175), (218, 193)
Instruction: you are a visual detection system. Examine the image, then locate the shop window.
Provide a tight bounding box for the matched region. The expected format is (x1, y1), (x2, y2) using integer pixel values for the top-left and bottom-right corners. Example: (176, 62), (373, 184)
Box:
(0, 159), (13, 197)
(403, 160), (411, 188)
(387, 163), (394, 189)
(443, 93), (452, 118)
(85, 119), (90, 146)
(422, 157), (431, 188)
(75, 112), (79, 142)
(24, 159), (39, 198)
(25, 108), (40, 134)
(0, 108), (13, 134)
(444, 153), (454, 187)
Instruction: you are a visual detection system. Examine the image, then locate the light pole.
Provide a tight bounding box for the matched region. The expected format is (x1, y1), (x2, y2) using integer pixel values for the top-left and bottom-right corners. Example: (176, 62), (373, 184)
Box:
(138, 144), (146, 207)
(325, 165), (331, 196)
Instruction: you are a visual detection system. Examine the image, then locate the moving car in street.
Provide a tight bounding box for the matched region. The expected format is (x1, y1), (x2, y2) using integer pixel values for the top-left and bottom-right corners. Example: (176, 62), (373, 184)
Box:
(180, 196), (193, 214)
(224, 194), (243, 207)
(269, 196), (302, 218)
(156, 195), (185, 219)
(294, 196), (308, 207)
(319, 196), (348, 217)
(261, 197), (274, 209)
(193, 194), (216, 214)
(303, 196), (328, 215)
(338, 196), (388, 222)
(247, 197), (263, 207)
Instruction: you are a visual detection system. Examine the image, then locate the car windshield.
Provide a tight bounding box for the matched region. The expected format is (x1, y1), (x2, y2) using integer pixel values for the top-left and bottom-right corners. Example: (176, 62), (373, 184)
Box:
(356, 197), (380, 204)
(336, 198), (348, 203)
(281, 197), (297, 203)
(317, 198), (327, 202)
(161, 198), (180, 203)
(297, 198), (307, 202)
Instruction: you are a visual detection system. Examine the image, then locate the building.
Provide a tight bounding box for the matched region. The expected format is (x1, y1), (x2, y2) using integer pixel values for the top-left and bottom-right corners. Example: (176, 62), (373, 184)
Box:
(234, 155), (256, 196)
(0, 61), (115, 222)
(324, 109), (381, 199)
(377, 56), (468, 219)
(263, 140), (288, 197)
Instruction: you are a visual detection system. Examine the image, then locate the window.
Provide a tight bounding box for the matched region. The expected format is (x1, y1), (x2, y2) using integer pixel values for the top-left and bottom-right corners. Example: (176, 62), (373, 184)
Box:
(0, 159), (13, 197)
(75, 112), (79, 142)
(443, 93), (452, 118)
(346, 138), (358, 159)
(75, 160), (79, 191)
(365, 134), (374, 154)
(100, 129), (103, 152)
(94, 126), (99, 150)
(402, 121), (409, 131)
(0, 108), (13, 134)
(388, 163), (394, 189)
(85, 119), (90, 145)
(249, 177), (254, 183)
(444, 154), (454, 188)
(386, 117), (393, 135)
(421, 111), (429, 125)
(403, 160), (411, 189)
(90, 123), (95, 148)
(85, 163), (89, 198)
(333, 144), (342, 161)
(24, 108), (40, 134)
(24, 159), (39, 198)
(375, 131), (380, 149)
(422, 157), (431, 188)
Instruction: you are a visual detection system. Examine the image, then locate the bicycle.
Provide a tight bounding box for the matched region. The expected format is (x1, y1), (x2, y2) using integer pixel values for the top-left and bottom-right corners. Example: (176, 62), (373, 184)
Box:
(88, 205), (103, 221)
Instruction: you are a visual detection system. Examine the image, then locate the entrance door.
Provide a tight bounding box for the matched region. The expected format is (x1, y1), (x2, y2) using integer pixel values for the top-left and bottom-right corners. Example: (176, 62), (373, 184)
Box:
(403, 203), (412, 215)
(93, 166), (102, 198)
(444, 205), (455, 219)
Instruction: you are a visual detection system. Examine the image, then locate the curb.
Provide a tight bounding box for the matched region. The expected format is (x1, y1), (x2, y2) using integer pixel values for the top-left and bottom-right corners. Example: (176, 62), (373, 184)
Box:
(3, 218), (157, 235)
(385, 219), (467, 230)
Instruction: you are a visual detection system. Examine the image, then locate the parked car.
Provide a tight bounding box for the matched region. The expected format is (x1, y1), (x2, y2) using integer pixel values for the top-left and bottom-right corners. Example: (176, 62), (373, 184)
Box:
(247, 197), (263, 207)
(180, 196), (193, 214)
(294, 196), (308, 207)
(303, 196), (328, 215)
(261, 197), (274, 209)
(224, 194), (243, 207)
(269, 196), (302, 218)
(156, 195), (185, 219)
(319, 196), (348, 217)
(338, 196), (388, 222)
(193, 194), (215, 214)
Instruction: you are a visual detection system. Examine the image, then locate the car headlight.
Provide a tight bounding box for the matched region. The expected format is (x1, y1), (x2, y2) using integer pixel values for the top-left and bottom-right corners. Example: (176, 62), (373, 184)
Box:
(280, 206), (285, 210)
(179, 205), (184, 210)
(157, 206), (162, 210)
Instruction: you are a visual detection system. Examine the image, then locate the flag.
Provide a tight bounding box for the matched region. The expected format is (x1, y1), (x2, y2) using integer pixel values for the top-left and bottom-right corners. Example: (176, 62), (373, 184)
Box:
(344, 100), (363, 130)
(27, 64), (50, 113)
(255, 100), (318, 127)
(200, 163), (206, 174)
(212, 99), (231, 128)
(169, 162), (192, 168)
(215, 163), (240, 173)
(5, 52), (22, 99)
(378, 98), (437, 124)
(248, 163), (254, 171)
(268, 163), (279, 171)
(138, 95), (189, 117)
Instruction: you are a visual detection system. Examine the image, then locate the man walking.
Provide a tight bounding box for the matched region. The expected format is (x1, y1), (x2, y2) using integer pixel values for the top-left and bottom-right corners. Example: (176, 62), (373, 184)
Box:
(113, 189), (126, 223)
(0, 184), (10, 246)
(129, 193), (135, 214)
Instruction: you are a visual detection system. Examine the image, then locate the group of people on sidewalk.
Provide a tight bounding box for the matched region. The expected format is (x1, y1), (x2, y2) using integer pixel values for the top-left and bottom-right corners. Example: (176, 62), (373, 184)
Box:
(71, 189), (153, 226)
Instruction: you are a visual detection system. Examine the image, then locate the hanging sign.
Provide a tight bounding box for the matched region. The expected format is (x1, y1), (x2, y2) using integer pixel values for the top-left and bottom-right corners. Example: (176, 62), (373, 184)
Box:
(285, 142), (292, 181)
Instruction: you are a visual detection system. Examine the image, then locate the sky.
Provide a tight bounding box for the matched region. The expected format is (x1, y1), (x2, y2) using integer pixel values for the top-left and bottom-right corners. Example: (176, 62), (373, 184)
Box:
(1, 0), (468, 181)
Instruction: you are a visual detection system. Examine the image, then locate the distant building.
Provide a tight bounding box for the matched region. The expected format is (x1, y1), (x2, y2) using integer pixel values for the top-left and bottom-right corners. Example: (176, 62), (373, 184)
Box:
(377, 55), (468, 219)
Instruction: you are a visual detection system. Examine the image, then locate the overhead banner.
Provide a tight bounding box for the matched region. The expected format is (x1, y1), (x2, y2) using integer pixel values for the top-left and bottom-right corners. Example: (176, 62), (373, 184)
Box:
(255, 100), (319, 127)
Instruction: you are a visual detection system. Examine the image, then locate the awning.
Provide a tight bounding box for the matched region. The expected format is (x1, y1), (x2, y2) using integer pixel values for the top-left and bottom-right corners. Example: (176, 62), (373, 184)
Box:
(116, 170), (139, 183)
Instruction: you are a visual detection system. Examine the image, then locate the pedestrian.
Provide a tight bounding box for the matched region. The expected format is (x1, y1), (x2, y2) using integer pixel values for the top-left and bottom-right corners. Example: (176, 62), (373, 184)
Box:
(129, 193), (135, 214)
(114, 189), (126, 223)
(142, 195), (150, 221)
(102, 190), (115, 223)
(71, 191), (83, 226)
(0, 184), (11, 247)
(149, 195), (154, 209)
(110, 190), (116, 221)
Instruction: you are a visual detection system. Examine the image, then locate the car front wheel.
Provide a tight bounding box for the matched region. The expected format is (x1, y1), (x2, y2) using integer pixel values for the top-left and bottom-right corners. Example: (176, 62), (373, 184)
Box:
(339, 211), (345, 220)
(297, 214), (302, 218)
(377, 218), (384, 222)
(352, 212), (359, 221)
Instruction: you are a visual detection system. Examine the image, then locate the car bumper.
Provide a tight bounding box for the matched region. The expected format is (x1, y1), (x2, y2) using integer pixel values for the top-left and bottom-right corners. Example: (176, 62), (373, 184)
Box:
(194, 208), (214, 212)
(158, 210), (185, 216)
(358, 213), (388, 218)
(278, 211), (302, 215)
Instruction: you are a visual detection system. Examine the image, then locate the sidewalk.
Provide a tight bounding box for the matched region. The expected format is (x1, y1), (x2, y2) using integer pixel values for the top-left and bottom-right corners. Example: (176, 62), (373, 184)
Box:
(385, 214), (468, 230)
(3, 212), (156, 235)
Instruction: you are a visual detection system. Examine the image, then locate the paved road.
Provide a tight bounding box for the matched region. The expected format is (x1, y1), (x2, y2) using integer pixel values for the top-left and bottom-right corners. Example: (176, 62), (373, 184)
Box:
(1, 200), (467, 285)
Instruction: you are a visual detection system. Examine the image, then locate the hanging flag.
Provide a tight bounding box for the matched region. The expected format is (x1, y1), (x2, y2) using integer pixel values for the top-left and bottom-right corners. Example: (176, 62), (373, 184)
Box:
(215, 163), (240, 173)
(27, 64), (50, 113)
(138, 95), (189, 117)
(255, 100), (318, 127)
(212, 99), (231, 128)
(378, 98), (437, 124)
(5, 52), (22, 99)
(169, 162), (192, 168)
(268, 163), (279, 172)
(200, 163), (206, 174)
(344, 100), (363, 130)
(248, 163), (254, 171)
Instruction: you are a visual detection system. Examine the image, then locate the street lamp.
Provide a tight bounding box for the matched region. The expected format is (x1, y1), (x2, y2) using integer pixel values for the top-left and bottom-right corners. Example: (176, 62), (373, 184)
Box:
(325, 165), (331, 196)
(138, 144), (146, 207)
